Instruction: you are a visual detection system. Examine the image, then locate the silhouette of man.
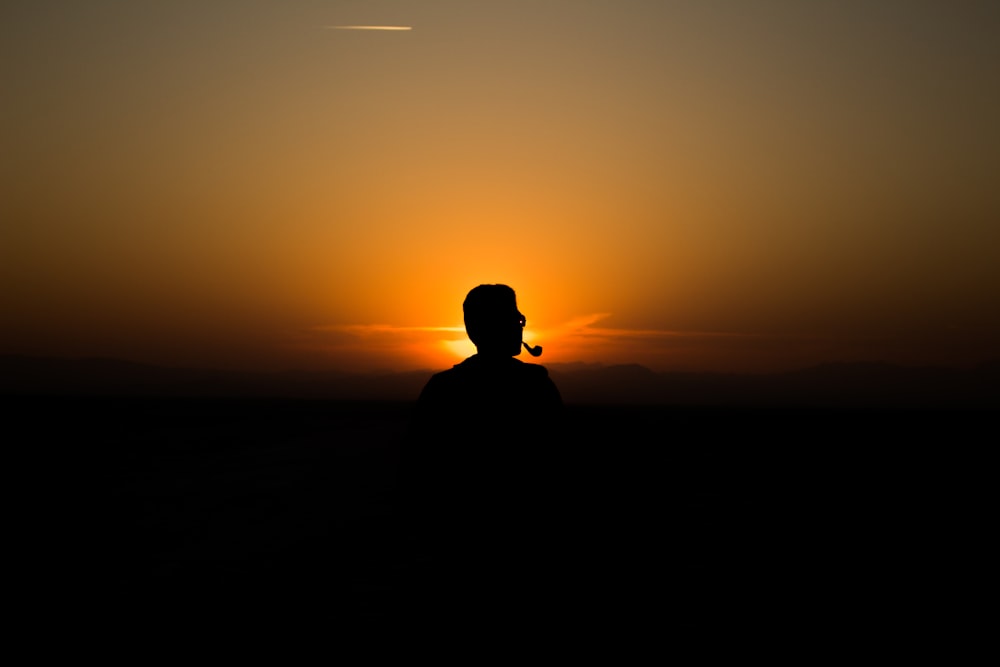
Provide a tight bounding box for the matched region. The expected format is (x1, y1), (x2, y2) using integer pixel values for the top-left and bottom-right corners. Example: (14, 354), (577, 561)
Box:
(396, 284), (565, 627)
(409, 283), (563, 440)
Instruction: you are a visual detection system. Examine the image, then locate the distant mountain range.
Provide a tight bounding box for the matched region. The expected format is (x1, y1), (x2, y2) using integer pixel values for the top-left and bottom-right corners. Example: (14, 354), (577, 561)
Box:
(1, 355), (997, 408)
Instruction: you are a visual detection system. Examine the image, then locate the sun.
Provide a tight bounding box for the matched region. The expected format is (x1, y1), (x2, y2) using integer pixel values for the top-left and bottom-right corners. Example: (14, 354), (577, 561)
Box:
(442, 337), (476, 362)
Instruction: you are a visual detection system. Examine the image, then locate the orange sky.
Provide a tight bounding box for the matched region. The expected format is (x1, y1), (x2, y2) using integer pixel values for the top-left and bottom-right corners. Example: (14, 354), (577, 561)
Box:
(3, 1), (999, 374)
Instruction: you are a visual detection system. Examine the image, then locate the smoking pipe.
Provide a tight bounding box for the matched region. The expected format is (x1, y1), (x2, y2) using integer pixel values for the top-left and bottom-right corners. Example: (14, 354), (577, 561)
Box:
(522, 341), (543, 357)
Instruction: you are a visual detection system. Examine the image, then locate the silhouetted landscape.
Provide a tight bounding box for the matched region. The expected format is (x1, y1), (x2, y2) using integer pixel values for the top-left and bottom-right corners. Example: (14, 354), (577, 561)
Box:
(9, 354), (994, 636)
(4, 354), (998, 407)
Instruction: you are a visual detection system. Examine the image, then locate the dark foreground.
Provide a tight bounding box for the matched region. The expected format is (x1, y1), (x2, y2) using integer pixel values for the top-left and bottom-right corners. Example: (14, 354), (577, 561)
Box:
(12, 396), (993, 642)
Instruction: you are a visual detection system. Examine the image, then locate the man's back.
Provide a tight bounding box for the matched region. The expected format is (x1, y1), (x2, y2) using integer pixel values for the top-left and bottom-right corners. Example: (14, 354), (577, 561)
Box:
(410, 355), (562, 440)
(404, 354), (563, 515)
(396, 355), (565, 622)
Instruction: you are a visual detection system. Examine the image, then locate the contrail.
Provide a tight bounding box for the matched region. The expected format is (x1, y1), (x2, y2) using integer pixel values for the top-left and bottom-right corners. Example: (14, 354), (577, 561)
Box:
(325, 25), (412, 31)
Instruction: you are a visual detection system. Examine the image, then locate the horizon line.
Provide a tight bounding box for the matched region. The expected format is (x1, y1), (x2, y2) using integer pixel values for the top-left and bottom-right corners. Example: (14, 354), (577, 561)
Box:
(1, 352), (997, 375)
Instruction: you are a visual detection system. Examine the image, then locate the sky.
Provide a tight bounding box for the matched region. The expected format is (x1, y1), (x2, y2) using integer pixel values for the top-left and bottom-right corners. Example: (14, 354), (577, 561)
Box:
(3, 1), (999, 374)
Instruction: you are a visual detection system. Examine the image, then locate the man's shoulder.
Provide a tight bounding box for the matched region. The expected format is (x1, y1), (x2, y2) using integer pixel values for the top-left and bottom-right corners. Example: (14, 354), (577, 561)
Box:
(519, 360), (551, 376)
(457, 355), (550, 372)
(457, 357), (554, 382)
(419, 357), (555, 396)
(426, 363), (469, 384)
(419, 363), (472, 398)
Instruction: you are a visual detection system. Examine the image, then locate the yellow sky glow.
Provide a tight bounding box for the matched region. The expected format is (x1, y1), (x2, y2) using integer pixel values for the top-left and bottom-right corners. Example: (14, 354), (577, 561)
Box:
(3, 2), (998, 374)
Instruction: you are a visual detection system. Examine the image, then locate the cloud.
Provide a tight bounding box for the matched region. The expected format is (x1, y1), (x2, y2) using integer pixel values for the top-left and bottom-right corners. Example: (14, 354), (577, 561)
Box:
(324, 25), (412, 31)
(291, 317), (785, 372)
(310, 324), (463, 335)
(538, 314), (834, 372)
(287, 323), (467, 371)
(281, 314), (989, 374)
(301, 317), (753, 355)
(551, 313), (752, 343)
(296, 324), (466, 354)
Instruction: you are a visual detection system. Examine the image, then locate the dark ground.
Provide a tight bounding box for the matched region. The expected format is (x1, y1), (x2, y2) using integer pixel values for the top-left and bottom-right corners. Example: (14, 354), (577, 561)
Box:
(11, 395), (993, 643)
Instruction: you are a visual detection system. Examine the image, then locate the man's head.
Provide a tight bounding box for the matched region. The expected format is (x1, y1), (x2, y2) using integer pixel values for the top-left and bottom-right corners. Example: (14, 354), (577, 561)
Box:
(463, 284), (525, 357)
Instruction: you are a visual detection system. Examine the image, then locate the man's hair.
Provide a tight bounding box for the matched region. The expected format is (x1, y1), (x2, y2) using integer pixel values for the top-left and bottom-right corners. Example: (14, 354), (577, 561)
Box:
(463, 284), (517, 347)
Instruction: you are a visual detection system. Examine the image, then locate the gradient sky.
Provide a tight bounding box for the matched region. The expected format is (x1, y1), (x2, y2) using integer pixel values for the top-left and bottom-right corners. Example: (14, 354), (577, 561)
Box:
(4, 1), (999, 373)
